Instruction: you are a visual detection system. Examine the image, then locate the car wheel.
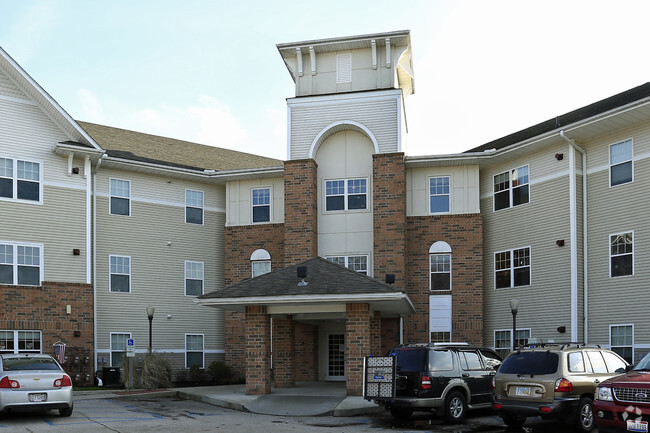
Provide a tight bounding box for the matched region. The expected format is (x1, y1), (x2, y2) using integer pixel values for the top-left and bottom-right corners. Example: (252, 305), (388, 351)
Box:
(576, 397), (595, 432)
(502, 414), (527, 428)
(389, 407), (413, 419)
(444, 390), (467, 423)
(59, 406), (73, 417)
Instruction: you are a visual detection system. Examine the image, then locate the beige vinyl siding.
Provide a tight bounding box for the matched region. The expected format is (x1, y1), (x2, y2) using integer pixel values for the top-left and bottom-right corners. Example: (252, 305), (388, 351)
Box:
(225, 177), (284, 226)
(482, 141), (575, 345)
(288, 92), (400, 159)
(406, 165), (480, 216)
(0, 95), (90, 283)
(585, 121), (650, 347)
(95, 169), (224, 357)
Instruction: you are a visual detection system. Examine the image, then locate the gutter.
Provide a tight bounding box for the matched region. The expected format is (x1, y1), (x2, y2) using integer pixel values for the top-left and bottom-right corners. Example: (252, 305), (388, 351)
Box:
(91, 155), (103, 375)
(559, 131), (588, 343)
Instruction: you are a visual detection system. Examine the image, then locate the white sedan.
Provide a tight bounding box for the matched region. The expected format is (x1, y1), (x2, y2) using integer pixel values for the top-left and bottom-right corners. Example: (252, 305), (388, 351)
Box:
(0, 353), (73, 416)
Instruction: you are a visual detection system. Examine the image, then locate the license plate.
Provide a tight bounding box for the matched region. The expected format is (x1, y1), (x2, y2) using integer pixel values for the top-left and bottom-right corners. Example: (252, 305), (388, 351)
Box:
(29, 393), (47, 402)
(628, 420), (648, 432)
(515, 386), (531, 396)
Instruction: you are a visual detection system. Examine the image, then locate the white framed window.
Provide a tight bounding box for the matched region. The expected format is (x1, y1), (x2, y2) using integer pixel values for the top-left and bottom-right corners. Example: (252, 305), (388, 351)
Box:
(610, 324), (633, 363)
(250, 249), (271, 278)
(110, 333), (131, 367)
(495, 247), (531, 289)
(0, 330), (42, 354)
(185, 261), (204, 296)
(109, 255), (131, 293)
(0, 157), (42, 203)
(325, 178), (367, 211)
(610, 139), (633, 187)
(610, 231), (633, 277)
(252, 187), (271, 223)
(325, 255), (368, 275)
(430, 241), (452, 291)
(493, 165), (529, 211)
(185, 189), (204, 225)
(429, 295), (452, 343)
(0, 241), (43, 286)
(429, 176), (450, 213)
(110, 178), (130, 216)
(494, 328), (531, 358)
(185, 334), (204, 368)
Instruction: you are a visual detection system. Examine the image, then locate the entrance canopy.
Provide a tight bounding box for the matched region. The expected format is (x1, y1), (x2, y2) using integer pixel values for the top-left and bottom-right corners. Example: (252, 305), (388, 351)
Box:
(195, 257), (415, 318)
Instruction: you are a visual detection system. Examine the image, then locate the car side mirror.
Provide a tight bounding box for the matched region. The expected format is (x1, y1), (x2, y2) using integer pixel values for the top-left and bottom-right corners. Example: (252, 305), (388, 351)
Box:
(624, 364), (635, 372)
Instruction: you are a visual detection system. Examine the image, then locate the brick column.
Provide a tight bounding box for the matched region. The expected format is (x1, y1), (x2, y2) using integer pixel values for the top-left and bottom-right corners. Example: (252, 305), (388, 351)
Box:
(245, 306), (271, 395)
(284, 159), (318, 264)
(346, 303), (371, 396)
(370, 311), (382, 356)
(273, 317), (295, 388)
(373, 153), (406, 286)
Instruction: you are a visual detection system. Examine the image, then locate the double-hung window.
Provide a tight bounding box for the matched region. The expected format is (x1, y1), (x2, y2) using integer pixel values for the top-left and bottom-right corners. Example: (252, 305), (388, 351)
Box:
(325, 178), (367, 211)
(252, 188), (271, 223)
(186, 334), (204, 368)
(429, 176), (450, 213)
(495, 247), (531, 289)
(110, 333), (130, 367)
(494, 329), (530, 358)
(494, 165), (529, 211)
(185, 261), (204, 296)
(0, 157), (41, 203)
(109, 255), (131, 292)
(110, 179), (130, 216)
(0, 242), (42, 286)
(610, 232), (633, 277)
(185, 190), (204, 225)
(610, 324), (633, 363)
(325, 255), (368, 275)
(0, 330), (42, 354)
(430, 254), (451, 290)
(610, 139), (633, 186)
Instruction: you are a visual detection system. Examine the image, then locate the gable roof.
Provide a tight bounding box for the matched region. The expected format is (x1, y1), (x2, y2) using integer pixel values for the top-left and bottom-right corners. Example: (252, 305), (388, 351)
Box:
(77, 121), (283, 171)
(196, 257), (415, 316)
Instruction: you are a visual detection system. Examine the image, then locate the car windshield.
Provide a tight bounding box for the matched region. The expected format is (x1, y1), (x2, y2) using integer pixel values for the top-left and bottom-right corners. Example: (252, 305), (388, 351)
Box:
(634, 352), (650, 371)
(2, 357), (62, 371)
(499, 351), (559, 375)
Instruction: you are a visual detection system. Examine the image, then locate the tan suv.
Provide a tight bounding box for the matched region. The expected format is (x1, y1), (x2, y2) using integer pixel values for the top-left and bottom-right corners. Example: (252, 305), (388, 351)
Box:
(492, 342), (627, 432)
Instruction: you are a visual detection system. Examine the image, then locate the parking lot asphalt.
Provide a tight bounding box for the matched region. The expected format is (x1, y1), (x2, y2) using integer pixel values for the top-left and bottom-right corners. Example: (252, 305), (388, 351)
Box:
(74, 381), (383, 417)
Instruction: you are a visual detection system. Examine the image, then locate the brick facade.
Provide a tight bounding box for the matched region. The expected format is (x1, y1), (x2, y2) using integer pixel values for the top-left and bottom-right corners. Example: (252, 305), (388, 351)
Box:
(283, 159), (318, 264)
(345, 303), (374, 396)
(0, 281), (94, 385)
(272, 317), (295, 387)
(405, 214), (484, 345)
(245, 305), (271, 395)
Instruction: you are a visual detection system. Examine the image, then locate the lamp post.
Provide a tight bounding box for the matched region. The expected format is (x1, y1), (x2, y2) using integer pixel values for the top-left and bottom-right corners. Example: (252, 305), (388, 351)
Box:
(146, 305), (155, 353)
(510, 299), (519, 352)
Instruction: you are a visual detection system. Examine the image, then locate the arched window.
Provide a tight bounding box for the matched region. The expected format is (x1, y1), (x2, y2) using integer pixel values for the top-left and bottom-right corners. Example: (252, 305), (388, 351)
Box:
(250, 249), (271, 278)
(429, 241), (451, 291)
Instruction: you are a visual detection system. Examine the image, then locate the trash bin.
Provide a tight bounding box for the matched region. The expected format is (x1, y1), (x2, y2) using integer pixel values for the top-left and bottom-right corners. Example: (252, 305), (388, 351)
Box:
(102, 367), (121, 387)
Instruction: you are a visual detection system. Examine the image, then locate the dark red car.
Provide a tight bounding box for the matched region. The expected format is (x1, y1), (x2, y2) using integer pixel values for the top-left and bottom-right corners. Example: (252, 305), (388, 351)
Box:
(594, 352), (650, 433)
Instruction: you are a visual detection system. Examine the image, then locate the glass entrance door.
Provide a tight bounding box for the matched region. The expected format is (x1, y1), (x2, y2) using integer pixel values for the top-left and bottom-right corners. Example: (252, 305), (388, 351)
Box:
(327, 333), (346, 380)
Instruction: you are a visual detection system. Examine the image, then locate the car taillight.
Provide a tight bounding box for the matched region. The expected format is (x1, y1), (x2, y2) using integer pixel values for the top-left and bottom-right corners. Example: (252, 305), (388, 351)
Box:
(421, 375), (432, 390)
(491, 376), (496, 389)
(54, 375), (72, 388)
(0, 376), (20, 389)
(555, 378), (573, 392)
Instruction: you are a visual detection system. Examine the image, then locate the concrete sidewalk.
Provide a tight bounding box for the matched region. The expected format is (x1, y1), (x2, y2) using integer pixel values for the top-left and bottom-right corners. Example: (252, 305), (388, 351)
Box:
(74, 382), (384, 417)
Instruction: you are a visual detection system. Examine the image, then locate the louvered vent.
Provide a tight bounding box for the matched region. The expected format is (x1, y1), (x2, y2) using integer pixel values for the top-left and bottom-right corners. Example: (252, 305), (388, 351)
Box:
(337, 53), (351, 83)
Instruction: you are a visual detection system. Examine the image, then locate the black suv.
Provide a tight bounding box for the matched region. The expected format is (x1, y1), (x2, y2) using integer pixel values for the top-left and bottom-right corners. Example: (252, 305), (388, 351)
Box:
(372, 343), (502, 422)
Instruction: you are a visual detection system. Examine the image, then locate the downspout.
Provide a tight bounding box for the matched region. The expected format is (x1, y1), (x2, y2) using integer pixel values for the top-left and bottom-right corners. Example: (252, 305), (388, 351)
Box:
(92, 155), (103, 375)
(559, 131), (588, 343)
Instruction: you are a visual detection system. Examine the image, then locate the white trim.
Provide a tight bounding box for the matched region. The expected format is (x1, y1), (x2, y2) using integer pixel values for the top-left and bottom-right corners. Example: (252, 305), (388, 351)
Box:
(429, 241), (452, 254)
(95, 191), (225, 214)
(609, 231), (634, 278)
(286, 88), (402, 107)
(85, 157), (92, 284)
(309, 120), (380, 158)
(195, 292), (414, 308)
(250, 249), (271, 261)
(569, 146), (578, 342)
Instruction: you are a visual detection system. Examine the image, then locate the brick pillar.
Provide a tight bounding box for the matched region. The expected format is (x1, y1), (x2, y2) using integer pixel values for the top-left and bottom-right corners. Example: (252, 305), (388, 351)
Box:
(373, 153), (406, 286)
(284, 159), (318, 264)
(273, 317), (295, 388)
(245, 306), (271, 395)
(346, 303), (371, 396)
(370, 311), (382, 356)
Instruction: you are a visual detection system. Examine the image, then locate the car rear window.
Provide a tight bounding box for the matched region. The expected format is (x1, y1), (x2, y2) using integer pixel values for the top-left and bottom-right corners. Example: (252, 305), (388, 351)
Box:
(499, 351), (559, 375)
(393, 349), (427, 371)
(2, 357), (61, 371)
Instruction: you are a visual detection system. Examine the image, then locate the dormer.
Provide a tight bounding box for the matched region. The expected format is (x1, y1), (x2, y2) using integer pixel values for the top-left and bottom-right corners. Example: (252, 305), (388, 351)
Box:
(277, 30), (414, 98)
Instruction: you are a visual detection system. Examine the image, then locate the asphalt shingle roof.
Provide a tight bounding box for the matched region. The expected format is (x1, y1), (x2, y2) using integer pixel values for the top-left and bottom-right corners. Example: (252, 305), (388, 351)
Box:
(77, 121), (282, 171)
(198, 257), (405, 299)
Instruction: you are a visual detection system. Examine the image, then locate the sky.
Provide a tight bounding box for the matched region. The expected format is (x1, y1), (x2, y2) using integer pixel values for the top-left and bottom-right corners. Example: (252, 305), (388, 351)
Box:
(0, 0), (649, 160)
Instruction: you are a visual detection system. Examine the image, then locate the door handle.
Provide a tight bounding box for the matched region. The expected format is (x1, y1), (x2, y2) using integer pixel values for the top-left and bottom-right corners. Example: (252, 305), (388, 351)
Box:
(462, 373), (469, 377)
